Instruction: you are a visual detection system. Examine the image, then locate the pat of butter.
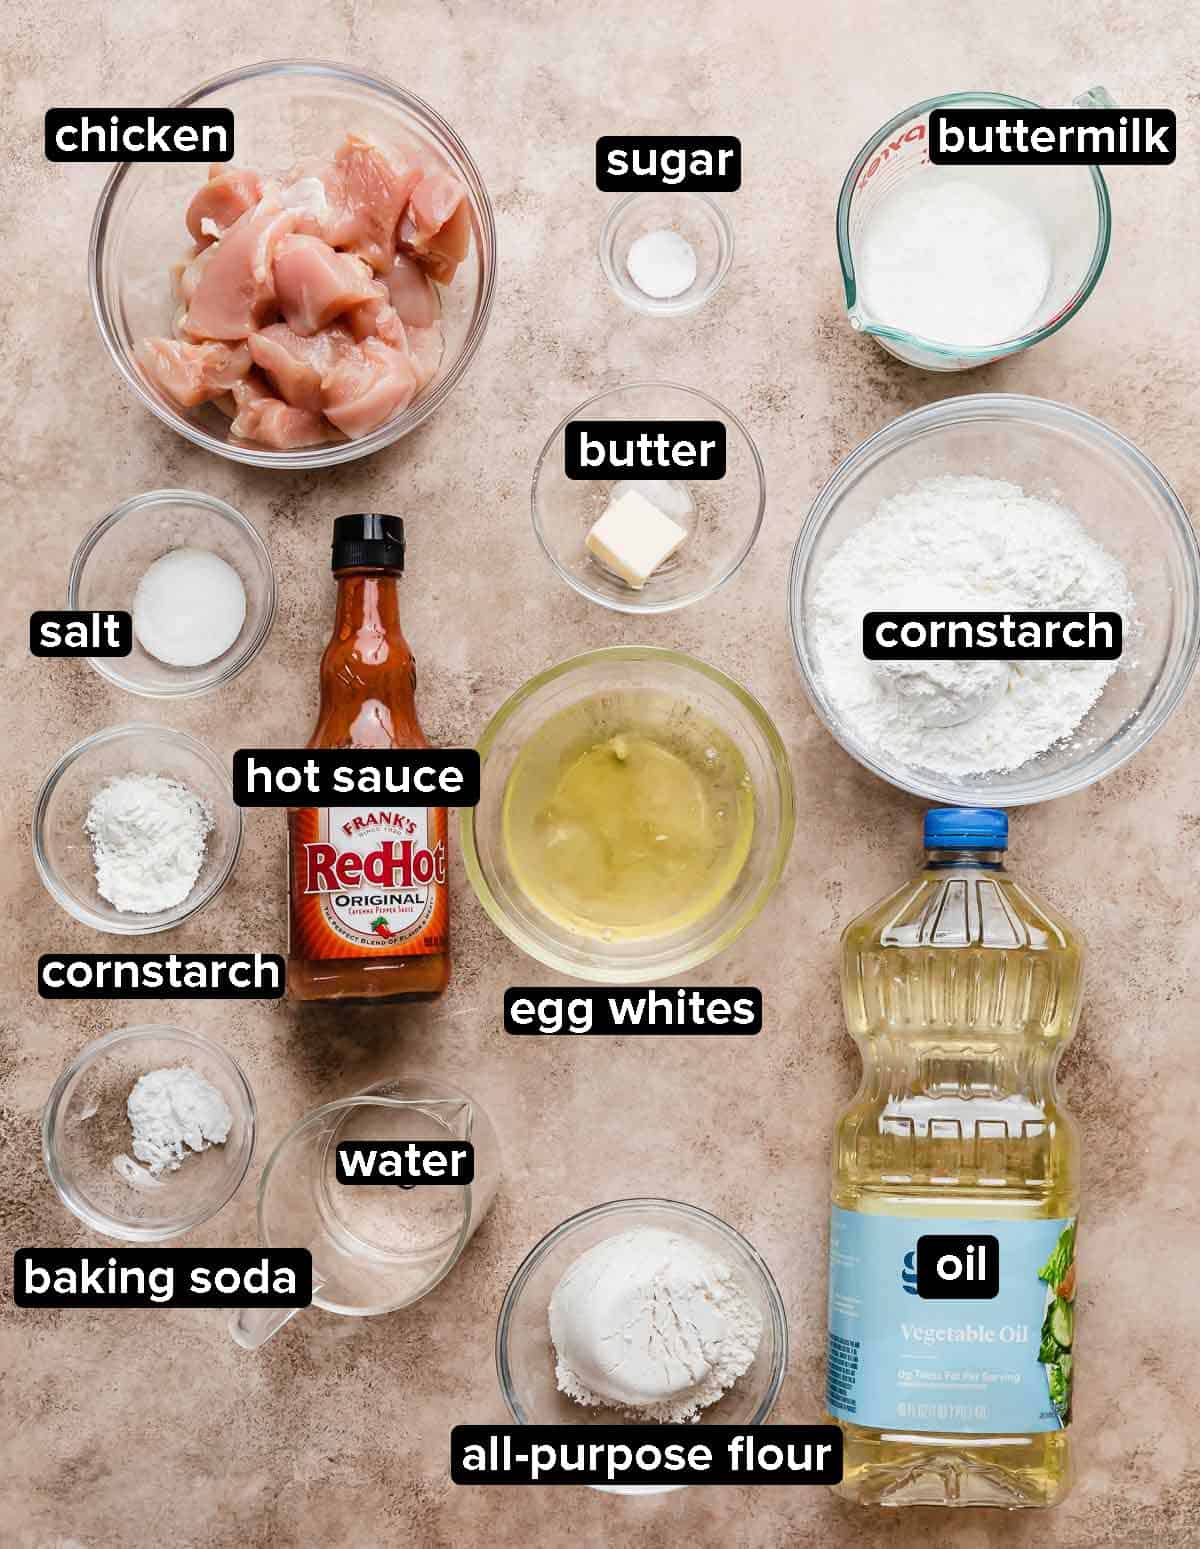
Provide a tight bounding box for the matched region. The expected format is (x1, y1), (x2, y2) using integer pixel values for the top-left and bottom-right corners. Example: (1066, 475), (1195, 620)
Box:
(586, 489), (688, 589)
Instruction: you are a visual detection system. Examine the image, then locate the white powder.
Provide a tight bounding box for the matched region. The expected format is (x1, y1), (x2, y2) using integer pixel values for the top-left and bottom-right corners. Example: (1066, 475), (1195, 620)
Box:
(548, 1227), (762, 1423)
(858, 173), (1052, 346)
(133, 547), (246, 668)
(626, 229), (697, 299)
(122, 1066), (233, 1177)
(810, 475), (1135, 776)
(84, 773), (214, 914)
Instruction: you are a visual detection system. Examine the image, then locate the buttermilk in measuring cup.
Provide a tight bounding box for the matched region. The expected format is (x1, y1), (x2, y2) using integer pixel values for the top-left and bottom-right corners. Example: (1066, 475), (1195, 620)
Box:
(857, 168), (1052, 348)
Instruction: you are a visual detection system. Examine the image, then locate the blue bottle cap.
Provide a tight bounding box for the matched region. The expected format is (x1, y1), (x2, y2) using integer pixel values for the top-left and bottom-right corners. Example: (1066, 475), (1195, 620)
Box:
(924, 807), (1009, 850)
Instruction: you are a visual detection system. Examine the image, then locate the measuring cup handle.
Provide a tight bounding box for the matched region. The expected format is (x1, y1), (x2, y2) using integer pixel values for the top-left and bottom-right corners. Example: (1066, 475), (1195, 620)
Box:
(1072, 86), (1118, 109)
(228, 1301), (307, 1350)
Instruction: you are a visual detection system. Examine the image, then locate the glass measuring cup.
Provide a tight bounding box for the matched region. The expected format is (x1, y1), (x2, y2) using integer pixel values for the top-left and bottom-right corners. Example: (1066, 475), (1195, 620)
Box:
(230, 1076), (499, 1348)
(837, 90), (1113, 370)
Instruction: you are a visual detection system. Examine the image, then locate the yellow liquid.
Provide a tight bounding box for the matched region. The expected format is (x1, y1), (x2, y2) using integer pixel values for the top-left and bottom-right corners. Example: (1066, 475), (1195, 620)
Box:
(502, 691), (754, 940)
(832, 853), (1082, 1509)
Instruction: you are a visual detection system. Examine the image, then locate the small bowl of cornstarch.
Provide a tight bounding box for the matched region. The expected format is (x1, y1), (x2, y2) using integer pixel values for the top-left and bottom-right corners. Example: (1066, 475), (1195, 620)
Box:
(33, 722), (242, 933)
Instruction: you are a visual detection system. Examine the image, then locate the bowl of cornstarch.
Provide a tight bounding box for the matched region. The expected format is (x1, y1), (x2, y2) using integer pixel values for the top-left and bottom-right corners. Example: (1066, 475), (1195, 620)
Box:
(68, 489), (276, 698)
(43, 1025), (256, 1242)
(34, 723), (243, 933)
(789, 395), (1200, 806)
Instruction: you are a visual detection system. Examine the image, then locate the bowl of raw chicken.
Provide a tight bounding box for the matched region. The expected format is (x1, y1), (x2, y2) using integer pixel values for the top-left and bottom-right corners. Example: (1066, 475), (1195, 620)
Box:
(89, 60), (498, 467)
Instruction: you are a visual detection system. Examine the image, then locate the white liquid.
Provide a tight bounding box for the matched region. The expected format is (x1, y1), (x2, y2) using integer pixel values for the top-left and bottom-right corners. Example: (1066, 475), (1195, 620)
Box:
(858, 173), (1052, 347)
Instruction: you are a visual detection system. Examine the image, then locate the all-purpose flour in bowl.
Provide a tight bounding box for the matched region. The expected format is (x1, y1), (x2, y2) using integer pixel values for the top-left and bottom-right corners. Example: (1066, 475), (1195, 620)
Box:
(809, 474), (1135, 777)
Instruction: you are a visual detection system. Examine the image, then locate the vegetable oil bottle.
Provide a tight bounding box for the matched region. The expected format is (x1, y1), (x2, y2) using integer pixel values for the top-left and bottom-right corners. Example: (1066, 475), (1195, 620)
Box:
(826, 808), (1080, 1508)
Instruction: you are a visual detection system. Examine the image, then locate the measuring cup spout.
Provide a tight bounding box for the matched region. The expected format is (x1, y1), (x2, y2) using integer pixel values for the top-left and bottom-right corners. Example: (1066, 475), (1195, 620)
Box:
(229, 1301), (306, 1349)
(229, 1263), (326, 1349)
(1072, 85), (1117, 109)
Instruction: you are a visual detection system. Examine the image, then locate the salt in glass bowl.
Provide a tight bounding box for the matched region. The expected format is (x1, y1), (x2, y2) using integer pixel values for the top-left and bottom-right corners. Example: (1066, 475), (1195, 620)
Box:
(43, 1025), (256, 1243)
(532, 382), (765, 614)
(495, 1198), (789, 1495)
(788, 394), (1200, 806)
(599, 192), (733, 317)
(33, 723), (243, 934)
(67, 489), (276, 699)
(89, 59), (498, 469)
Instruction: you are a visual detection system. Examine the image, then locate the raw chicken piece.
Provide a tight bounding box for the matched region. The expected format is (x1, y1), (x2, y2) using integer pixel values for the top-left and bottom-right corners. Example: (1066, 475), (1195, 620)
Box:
(137, 338), (252, 407)
(248, 322), (354, 414)
(231, 373), (272, 407)
(341, 295), (443, 395)
(321, 338), (417, 438)
(229, 375), (334, 448)
(405, 324), (445, 392)
(186, 165), (263, 247)
(345, 279), (390, 342)
(183, 198), (300, 340)
(345, 284), (409, 347)
(385, 252), (441, 328)
(280, 175), (330, 222)
(283, 135), (420, 273)
(333, 134), (421, 272)
(272, 235), (379, 336)
(399, 174), (471, 283)
(345, 253), (439, 342)
(174, 243), (216, 306)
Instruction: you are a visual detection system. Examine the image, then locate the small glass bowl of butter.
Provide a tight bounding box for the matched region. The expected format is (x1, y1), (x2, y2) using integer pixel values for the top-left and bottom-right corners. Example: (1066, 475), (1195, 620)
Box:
(532, 382), (765, 614)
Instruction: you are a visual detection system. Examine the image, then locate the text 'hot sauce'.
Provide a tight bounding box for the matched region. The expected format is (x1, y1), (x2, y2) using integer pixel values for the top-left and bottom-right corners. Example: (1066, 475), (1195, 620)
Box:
(288, 515), (450, 1002)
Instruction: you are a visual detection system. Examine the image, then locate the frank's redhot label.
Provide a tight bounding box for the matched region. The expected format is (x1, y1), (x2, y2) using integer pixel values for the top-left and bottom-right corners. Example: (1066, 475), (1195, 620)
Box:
(290, 805), (449, 960)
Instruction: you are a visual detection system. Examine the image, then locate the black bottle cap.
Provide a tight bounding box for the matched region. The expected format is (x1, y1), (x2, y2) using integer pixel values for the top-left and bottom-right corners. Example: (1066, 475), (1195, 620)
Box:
(331, 514), (406, 572)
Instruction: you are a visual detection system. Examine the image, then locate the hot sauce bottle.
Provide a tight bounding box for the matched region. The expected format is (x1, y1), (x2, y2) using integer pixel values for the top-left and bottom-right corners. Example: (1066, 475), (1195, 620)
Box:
(288, 515), (450, 1002)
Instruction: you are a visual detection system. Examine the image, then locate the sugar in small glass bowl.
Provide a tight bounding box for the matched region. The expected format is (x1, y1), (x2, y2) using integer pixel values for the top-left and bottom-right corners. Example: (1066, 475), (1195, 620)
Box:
(68, 489), (276, 698)
(599, 193), (733, 317)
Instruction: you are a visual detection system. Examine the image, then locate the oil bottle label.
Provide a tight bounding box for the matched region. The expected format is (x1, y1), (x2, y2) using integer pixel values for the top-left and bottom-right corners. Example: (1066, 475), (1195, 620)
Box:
(826, 1208), (1076, 1434)
(290, 805), (449, 960)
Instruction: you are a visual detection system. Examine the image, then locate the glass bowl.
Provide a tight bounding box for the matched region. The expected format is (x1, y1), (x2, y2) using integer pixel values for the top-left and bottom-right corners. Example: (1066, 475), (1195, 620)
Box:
(33, 723), (243, 934)
(788, 395), (1200, 805)
(496, 1198), (788, 1495)
(532, 383), (765, 614)
(67, 489), (276, 698)
(462, 647), (794, 981)
(599, 193), (733, 317)
(43, 1025), (256, 1242)
(89, 59), (497, 469)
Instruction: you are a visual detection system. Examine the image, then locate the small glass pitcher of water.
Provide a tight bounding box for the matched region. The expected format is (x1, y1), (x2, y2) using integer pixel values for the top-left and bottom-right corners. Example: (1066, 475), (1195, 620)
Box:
(837, 89), (1114, 370)
(230, 1075), (500, 1348)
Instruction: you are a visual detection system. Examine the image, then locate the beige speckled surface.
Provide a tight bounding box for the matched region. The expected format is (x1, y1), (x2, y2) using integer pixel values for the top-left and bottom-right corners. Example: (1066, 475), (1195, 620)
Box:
(4, 2), (1200, 1545)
